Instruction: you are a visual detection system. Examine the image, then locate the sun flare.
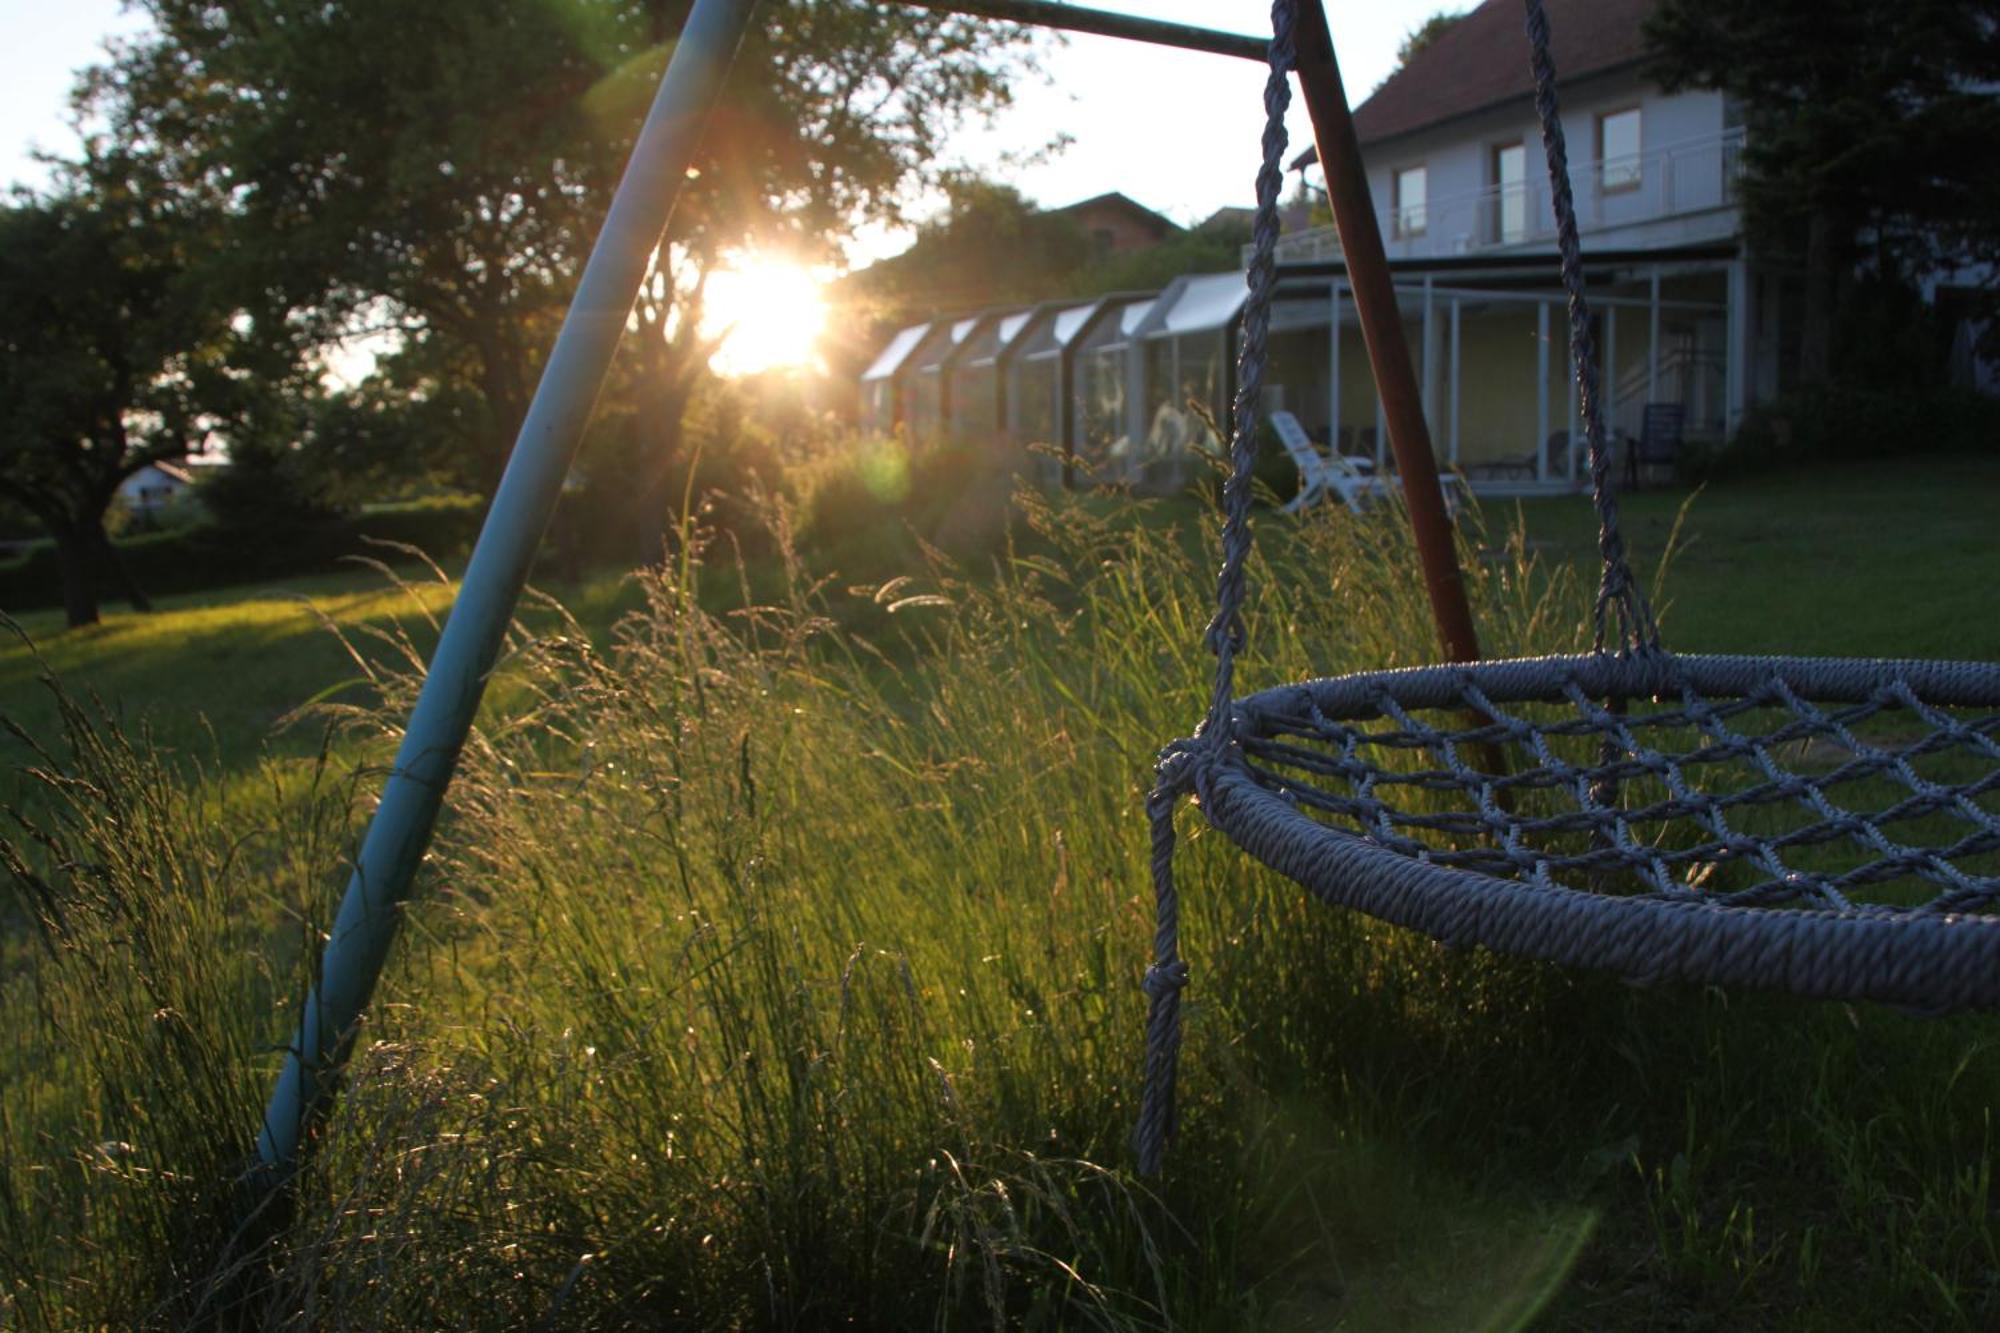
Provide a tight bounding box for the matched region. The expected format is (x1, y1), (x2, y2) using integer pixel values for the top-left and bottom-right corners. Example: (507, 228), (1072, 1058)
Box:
(703, 257), (828, 376)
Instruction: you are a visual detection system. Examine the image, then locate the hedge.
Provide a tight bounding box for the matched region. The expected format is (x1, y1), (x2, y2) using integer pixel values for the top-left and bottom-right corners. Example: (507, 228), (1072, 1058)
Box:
(0, 495), (488, 614)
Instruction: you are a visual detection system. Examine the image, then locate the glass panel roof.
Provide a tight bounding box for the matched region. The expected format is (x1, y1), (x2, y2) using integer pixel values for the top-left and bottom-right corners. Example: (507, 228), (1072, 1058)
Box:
(1077, 295), (1161, 353)
(1150, 270), (1249, 337)
(1050, 303), (1099, 347)
(911, 317), (978, 374)
(861, 322), (930, 382)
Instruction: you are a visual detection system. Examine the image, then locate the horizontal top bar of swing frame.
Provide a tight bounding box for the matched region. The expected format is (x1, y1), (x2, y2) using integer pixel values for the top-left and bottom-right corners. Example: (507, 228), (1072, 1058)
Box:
(891, 0), (1268, 62)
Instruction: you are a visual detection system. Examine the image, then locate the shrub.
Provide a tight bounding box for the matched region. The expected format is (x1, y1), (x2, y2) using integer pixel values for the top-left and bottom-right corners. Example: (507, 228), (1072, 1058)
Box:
(1717, 383), (2000, 479)
(796, 434), (1008, 562)
(0, 495), (486, 613)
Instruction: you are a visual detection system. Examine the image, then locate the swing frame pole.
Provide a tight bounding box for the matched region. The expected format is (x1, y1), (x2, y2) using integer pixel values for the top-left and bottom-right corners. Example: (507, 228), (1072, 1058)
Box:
(893, 0), (1267, 62)
(1288, 0), (1486, 666)
(253, 0), (762, 1174)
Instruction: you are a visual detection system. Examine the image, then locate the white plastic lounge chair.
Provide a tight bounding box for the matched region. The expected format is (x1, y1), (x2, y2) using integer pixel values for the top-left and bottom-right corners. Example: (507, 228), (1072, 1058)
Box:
(1272, 410), (1460, 517)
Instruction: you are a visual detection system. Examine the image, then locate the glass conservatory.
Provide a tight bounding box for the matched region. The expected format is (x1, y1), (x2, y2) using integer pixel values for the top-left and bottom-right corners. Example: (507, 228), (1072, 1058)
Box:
(1069, 294), (1160, 485)
(947, 308), (1043, 447)
(857, 245), (1745, 499)
(1004, 300), (1103, 486)
(900, 316), (979, 445)
(859, 321), (930, 437)
(1133, 271), (1247, 490)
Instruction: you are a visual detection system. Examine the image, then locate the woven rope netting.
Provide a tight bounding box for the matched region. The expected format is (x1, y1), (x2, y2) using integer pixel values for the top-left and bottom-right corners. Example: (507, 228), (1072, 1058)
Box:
(1133, 0), (2000, 1173)
(1240, 658), (2000, 915)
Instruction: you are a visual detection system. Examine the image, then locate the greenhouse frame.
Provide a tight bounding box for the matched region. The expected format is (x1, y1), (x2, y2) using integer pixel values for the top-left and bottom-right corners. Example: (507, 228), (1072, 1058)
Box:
(857, 249), (1738, 497)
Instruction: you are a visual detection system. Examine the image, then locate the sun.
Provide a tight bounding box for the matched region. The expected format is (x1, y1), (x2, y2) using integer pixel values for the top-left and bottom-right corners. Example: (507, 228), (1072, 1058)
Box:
(702, 257), (829, 376)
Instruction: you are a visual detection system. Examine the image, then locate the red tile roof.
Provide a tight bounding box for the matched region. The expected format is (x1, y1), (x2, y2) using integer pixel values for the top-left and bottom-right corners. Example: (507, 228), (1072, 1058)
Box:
(1293, 0), (1656, 168)
(1047, 191), (1183, 238)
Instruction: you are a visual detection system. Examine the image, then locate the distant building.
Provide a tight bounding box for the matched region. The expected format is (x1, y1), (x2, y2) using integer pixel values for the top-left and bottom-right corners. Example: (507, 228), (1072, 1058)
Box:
(1266, 0), (1753, 487)
(118, 461), (196, 517)
(1048, 192), (1182, 261)
(857, 0), (1824, 493)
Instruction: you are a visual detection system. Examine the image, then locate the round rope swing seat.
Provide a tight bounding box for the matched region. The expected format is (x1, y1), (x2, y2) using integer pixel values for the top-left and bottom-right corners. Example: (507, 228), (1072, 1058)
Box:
(1135, 0), (2000, 1174)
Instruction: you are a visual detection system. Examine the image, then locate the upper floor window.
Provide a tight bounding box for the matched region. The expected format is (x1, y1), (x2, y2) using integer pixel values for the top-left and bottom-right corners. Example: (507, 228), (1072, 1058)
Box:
(1392, 165), (1427, 238)
(1492, 141), (1527, 243)
(1598, 107), (1642, 192)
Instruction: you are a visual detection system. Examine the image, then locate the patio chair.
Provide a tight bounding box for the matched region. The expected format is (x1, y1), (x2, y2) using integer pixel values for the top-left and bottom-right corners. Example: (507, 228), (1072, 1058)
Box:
(1273, 410), (1460, 517)
(1625, 401), (1685, 488)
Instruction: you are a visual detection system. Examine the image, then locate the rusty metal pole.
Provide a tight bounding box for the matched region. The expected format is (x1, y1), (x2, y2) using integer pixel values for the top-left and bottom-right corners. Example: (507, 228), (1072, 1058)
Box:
(1290, 0), (1485, 665)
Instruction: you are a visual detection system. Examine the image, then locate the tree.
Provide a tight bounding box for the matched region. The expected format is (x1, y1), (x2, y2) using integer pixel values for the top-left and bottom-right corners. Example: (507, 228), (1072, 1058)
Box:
(1395, 10), (1468, 72)
(98, 0), (1039, 561)
(1075, 217), (1251, 297)
(834, 177), (1090, 332)
(0, 157), (258, 627)
(1647, 0), (2000, 384)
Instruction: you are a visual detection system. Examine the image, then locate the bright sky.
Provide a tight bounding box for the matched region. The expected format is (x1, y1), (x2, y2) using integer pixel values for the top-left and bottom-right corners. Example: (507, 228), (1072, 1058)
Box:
(3, 1), (1464, 255)
(923, 1), (1465, 234)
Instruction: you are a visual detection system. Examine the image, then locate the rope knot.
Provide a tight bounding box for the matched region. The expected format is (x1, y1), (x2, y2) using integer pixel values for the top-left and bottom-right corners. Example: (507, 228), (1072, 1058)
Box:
(1203, 615), (1247, 660)
(1153, 739), (1200, 800)
(1141, 959), (1190, 999)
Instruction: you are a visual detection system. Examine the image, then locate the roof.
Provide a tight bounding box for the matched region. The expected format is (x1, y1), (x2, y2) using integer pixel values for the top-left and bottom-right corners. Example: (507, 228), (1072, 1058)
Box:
(1197, 206), (1256, 233)
(1046, 191), (1183, 238)
(1144, 271), (1249, 338)
(860, 322), (931, 382)
(1291, 0), (1656, 168)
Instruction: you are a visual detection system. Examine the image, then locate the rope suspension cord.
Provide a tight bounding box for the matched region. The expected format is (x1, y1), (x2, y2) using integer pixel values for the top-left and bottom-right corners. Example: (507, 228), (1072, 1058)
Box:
(1134, 0), (2000, 1176)
(1520, 0), (1657, 654)
(1133, 0), (1298, 1173)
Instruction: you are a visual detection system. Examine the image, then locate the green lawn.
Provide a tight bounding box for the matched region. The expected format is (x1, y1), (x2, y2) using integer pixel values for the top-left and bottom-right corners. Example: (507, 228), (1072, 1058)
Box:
(2, 568), (450, 768)
(7, 456), (1990, 764)
(1499, 455), (2000, 659)
(2, 457), (1998, 1329)
(0, 561), (661, 781)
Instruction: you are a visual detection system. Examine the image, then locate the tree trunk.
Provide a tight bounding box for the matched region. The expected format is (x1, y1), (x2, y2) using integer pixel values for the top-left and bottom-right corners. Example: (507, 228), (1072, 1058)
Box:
(478, 341), (533, 495)
(1798, 208), (1838, 387)
(93, 522), (153, 613)
(50, 527), (101, 629)
(628, 379), (694, 569)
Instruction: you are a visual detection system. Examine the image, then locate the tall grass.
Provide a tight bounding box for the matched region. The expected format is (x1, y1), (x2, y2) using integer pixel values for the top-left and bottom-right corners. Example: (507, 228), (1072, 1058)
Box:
(3, 486), (1996, 1328)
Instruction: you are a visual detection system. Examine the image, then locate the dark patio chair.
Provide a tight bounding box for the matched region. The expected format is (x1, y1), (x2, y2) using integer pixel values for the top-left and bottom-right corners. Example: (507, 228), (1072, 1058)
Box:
(1625, 402), (1685, 488)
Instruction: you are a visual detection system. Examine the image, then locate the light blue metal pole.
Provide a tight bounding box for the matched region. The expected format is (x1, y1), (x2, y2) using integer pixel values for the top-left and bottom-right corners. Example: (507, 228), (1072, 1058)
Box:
(256, 0), (761, 1170)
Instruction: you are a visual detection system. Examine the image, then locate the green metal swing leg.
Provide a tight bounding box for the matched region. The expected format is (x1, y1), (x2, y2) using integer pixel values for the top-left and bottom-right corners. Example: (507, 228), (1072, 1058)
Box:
(253, 0), (762, 1175)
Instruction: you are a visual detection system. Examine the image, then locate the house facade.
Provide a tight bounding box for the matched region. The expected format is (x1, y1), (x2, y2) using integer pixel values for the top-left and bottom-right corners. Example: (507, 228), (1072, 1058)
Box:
(858, 0), (1785, 494)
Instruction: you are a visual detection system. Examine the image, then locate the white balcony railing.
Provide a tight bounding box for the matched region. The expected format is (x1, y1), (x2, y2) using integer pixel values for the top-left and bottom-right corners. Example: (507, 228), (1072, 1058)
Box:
(1256, 126), (1746, 266)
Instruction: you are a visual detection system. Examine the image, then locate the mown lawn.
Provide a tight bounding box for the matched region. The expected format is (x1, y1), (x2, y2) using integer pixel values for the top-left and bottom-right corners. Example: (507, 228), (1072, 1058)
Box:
(1501, 454), (2000, 659)
(8, 455), (1992, 753)
(1, 456), (1996, 1330)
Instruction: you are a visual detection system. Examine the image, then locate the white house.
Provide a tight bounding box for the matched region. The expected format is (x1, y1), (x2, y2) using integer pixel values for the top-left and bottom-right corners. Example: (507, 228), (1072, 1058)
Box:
(117, 461), (197, 518)
(859, 0), (1784, 494)
(1269, 0), (1767, 488)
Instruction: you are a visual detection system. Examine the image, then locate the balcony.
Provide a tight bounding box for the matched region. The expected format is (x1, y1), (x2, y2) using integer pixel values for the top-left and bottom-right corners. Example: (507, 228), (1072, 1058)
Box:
(1258, 127), (1746, 266)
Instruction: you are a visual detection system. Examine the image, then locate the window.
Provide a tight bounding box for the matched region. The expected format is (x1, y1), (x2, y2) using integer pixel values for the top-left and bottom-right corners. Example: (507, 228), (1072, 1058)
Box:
(1392, 165), (1427, 238)
(1492, 141), (1527, 243)
(1598, 107), (1642, 192)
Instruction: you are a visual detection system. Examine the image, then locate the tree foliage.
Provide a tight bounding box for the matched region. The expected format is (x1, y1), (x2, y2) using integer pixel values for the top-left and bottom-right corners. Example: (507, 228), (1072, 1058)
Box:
(0, 150), (280, 626)
(1076, 217), (1251, 298)
(1647, 0), (2000, 383)
(1395, 10), (1468, 72)
(835, 178), (1091, 330)
(95, 0), (1038, 559)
